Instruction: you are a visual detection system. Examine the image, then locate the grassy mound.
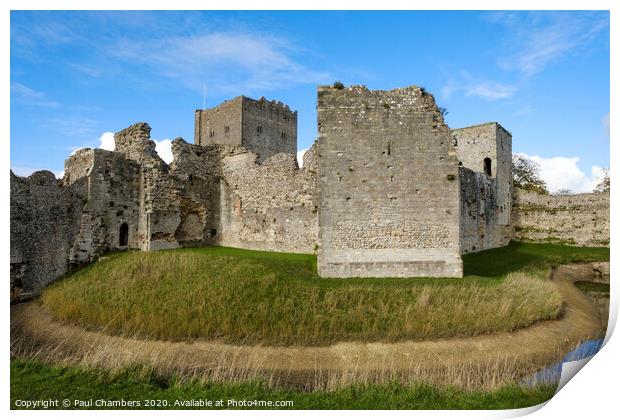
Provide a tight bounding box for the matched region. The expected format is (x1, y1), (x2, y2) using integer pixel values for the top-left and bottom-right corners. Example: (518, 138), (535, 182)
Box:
(41, 242), (608, 345)
(11, 358), (556, 410)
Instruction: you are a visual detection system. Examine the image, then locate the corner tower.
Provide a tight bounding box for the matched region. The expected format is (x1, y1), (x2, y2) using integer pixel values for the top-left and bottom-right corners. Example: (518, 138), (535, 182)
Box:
(194, 96), (297, 163)
(452, 122), (512, 226)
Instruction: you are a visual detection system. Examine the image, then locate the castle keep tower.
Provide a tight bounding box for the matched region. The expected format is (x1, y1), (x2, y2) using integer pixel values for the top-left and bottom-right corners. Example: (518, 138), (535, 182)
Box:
(317, 85), (463, 278)
(194, 96), (297, 163)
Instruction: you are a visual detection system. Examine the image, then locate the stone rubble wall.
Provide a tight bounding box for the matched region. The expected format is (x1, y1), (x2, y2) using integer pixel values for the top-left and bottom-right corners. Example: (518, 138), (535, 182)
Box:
(218, 142), (318, 253)
(10, 171), (87, 301)
(512, 188), (610, 247)
(64, 148), (142, 263)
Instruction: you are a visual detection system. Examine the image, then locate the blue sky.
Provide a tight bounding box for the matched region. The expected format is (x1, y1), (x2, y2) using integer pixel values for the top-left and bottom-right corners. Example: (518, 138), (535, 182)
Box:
(10, 10), (609, 192)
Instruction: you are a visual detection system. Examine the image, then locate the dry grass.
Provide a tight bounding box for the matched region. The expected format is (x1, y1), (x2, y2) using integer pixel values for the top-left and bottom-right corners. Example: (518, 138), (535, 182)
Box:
(41, 250), (563, 345)
(11, 270), (603, 391)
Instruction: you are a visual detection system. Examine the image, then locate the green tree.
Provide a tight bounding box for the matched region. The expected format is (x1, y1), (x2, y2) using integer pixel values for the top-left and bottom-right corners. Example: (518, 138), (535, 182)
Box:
(512, 155), (548, 194)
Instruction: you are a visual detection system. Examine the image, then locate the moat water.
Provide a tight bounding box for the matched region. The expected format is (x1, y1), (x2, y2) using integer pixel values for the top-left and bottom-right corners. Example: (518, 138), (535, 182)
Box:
(521, 281), (609, 387)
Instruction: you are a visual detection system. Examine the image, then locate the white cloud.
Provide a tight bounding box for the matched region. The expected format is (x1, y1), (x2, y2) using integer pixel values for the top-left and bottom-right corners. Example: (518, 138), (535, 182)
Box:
(154, 139), (173, 164)
(11, 82), (61, 108)
(516, 152), (606, 193)
(98, 132), (115, 151)
(111, 31), (330, 94)
(297, 148), (308, 168)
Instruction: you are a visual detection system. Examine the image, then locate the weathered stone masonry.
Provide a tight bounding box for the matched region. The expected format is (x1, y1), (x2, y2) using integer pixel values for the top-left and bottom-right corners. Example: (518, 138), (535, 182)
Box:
(195, 96), (297, 163)
(512, 188), (609, 247)
(10, 85), (608, 300)
(317, 86), (463, 277)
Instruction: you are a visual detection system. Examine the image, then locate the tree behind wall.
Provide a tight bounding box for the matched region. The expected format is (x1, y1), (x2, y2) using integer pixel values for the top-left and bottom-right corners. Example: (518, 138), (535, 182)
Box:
(511, 155), (548, 194)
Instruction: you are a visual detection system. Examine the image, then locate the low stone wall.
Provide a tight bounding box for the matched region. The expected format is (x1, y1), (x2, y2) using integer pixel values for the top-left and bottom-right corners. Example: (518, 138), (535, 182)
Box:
(512, 189), (609, 247)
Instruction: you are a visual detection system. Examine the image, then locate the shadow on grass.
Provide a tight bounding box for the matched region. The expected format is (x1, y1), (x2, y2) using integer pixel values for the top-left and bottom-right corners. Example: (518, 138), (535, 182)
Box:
(167, 241), (609, 287)
(463, 242), (609, 277)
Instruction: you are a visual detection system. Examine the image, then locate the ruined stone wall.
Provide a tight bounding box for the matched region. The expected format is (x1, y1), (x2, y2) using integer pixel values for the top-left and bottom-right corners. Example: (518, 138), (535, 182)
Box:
(171, 138), (318, 253)
(169, 139), (245, 248)
(218, 144), (318, 253)
(64, 148), (142, 264)
(10, 171), (87, 300)
(115, 123), (180, 251)
(459, 167), (511, 253)
(512, 188), (610, 247)
(317, 85), (462, 278)
(241, 96), (297, 163)
(194, 97), (243, 147)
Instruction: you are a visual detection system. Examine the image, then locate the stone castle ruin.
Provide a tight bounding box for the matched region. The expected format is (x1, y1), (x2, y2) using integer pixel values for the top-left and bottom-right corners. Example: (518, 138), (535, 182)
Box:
(10, 85), (610, 300)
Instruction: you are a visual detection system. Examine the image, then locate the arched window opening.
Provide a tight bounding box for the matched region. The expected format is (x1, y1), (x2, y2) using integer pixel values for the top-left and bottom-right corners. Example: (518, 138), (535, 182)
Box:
(483, 158), (492, 176)
(119, 223), (129, 247)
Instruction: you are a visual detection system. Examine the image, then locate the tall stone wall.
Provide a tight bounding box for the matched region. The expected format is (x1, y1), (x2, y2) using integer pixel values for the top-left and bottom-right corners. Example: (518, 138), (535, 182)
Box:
(512, 189), (610, 247)
(459, 167), (510, 254)
(452, 122), (512, 226)
(10, 171), (87, 300)
(317, 85), (462, 278)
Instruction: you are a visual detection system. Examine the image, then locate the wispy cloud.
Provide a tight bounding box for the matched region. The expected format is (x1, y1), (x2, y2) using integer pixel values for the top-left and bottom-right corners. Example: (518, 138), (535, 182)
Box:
(111, 31), (330, 94)
(11, 82), (62, 108)
(72, 63), (102, 77)
(490, 12), (609, 76)
(465, 81), (517, 100)
(441, 72), (517, 101)
(45, 116), (99, 139)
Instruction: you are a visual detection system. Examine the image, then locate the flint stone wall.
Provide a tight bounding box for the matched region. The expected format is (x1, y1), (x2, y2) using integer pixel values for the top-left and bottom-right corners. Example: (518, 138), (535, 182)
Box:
(459, 167), (511, 254)
(512, 188), (609, 247)
(10, 171), (87, 300)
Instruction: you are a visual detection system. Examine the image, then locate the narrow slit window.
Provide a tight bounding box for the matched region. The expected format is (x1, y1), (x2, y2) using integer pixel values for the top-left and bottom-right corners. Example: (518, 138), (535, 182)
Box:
(483, 158), (492, 176)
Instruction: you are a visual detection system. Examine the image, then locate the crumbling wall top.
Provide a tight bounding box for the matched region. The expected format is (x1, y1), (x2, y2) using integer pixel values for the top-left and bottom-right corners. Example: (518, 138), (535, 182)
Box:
(115, 122), (168, 170)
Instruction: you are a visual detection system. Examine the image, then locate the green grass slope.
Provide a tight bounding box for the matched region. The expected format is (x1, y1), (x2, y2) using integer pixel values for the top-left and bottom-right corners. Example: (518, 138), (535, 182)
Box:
(40, 242), (608, 345)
